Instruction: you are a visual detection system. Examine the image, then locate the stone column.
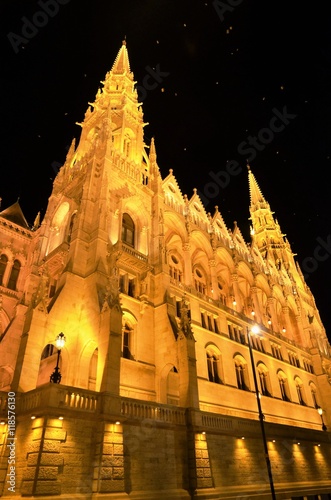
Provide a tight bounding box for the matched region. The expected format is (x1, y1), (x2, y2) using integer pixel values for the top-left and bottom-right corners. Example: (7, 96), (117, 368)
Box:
(251, 286), (262, 324)
(183, 243), (192, 287)
(209, 259), (219, 300)
(177, 301), (199, 408)
(100, 303), (122, 400)
(231, 273), (242, 311)
(282, 306), (293, 340)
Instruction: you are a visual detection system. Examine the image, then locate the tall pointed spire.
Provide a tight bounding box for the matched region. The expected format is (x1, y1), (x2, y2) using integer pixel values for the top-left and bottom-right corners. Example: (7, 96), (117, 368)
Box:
(247, 163), (267, 208)
(248, 166), (287, 265)
(149, 137), (157, 164)
(111, 39), (131, 74)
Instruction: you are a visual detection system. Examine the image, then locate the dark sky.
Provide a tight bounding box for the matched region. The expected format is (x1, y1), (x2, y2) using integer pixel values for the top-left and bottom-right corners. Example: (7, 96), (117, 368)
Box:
(1, 0), (331, 340)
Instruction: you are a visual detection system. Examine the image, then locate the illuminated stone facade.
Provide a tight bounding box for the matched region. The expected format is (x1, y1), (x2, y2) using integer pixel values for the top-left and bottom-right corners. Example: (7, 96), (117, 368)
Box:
(0, 42), (331, 500)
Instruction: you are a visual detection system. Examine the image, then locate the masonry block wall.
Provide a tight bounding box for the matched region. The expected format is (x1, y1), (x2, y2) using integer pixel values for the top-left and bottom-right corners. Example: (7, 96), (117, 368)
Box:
(1, 404), (331, 500)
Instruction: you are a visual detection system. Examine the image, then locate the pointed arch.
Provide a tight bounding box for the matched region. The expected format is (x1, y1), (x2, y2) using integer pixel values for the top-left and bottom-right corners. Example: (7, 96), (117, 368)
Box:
(205, 343), (224, 384)
(47, 201), (70, 254)
(0, 254), (8, 286)
(234, 353), (250, 391)
(7, 259), (21, 291)
(159, 363), (179, 405)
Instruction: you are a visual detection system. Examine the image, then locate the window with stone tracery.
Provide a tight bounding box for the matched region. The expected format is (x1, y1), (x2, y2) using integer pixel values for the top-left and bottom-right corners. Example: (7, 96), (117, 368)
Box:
(169, 254), (183, 285)
(278, 370), (291, 402)
(257, 363), (272, 397)
(295, 376), (307, 406)
(234, 355), (249, 391)
(206, 347), (223, 384)
(194, 267), (207, 295)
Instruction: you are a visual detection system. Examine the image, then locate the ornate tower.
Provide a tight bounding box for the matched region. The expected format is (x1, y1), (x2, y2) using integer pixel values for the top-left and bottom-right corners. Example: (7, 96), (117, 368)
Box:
(11, 41), (157, 393)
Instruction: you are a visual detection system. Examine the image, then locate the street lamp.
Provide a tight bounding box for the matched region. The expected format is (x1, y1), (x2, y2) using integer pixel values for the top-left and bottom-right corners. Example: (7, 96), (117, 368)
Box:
(317, 406), (327, 431)
(50, 332), (66, 384)
(247, 325), (277, 500)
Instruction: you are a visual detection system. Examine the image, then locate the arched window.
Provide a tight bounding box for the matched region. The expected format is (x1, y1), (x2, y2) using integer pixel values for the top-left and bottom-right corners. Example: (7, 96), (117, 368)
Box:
(278, 370), (291, 401)
(169, 254), (183, 285)
(0, 254), (8, 286)
(257, 363), (272, 397)
(234, 355), (249, 391)
(309, 382), (319, 408)
(47, 202), (70, 254)
(7, 260), (21, 290)
(122, 213), (135, 247)
(122, 322), (133, 360)
(295, 377), (307, 406)
(206, 347), (223, 384)
(193, 267), (207, 295)
(41, 344), (56, 360)
(37, 343), (60, 387)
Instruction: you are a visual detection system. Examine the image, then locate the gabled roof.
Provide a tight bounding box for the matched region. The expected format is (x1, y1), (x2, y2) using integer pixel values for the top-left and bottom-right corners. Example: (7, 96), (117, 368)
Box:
(0, 201), (30, 229)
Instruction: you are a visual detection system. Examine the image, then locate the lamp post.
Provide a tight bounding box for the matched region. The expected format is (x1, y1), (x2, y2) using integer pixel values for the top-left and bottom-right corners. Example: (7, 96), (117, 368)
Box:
(50, 332), (66, 384)
(248, 325), (277, 500)
(317, 406), (327, 431)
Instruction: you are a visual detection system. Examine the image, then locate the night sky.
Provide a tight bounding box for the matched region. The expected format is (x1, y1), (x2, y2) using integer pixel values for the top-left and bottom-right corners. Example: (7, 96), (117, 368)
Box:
(1, 0), (331, 339)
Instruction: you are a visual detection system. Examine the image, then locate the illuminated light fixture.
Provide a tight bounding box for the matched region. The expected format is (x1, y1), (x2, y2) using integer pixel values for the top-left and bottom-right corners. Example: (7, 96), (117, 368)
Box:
(115, 421), (121, 425)
(272, 440), (276, 443)
(251, 325), (260, 335)
(0, 420), (5, 425)
(251, 311), (255, 316)
(31, 415), (36, 420)
(317, 406), (327, 431)
(297, 442), (301, 445)
(58, 416), (64, 420)
(282, 327), (286, 333)
(241, 436), (245, 440)
(50, 332), (66, 384)
(317, 444), (321, 447)
(268, 320), (272, 325)
(233, 300), (237, 306)
(202, 431), (206, 435)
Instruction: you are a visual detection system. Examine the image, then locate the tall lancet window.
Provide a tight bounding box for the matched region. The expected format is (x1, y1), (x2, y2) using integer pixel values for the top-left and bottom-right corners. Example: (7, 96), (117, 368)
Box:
(122, 213), (135, 247)
(8, 260), (21, 290)
(0, 254), (8, 286)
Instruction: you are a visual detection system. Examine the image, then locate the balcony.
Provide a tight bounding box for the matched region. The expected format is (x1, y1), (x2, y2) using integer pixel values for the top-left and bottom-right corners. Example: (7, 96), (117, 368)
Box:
(112, 241), (152, 273)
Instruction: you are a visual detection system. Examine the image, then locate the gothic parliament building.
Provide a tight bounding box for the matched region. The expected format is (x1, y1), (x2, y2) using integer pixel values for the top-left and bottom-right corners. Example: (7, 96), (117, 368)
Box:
(0, 42), (331, 500)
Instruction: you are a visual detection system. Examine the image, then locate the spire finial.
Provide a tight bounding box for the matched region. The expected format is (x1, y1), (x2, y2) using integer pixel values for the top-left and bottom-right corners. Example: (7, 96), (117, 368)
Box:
(122, 36), (126, 46)
(247, 160), (251, 172)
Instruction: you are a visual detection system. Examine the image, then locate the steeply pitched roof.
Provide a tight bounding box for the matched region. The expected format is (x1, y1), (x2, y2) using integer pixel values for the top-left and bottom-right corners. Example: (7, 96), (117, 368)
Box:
(0, 201), (30, 229)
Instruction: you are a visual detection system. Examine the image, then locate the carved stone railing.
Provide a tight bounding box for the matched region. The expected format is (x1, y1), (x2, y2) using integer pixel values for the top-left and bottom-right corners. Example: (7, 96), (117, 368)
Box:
(120, 398), (186, 425)
(0, 387), (185, 426)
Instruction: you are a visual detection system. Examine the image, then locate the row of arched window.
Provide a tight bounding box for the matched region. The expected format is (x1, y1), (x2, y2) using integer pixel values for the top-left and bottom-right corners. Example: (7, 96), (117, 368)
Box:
(0, 254), (21, 291)
(206, 347), (318, 407)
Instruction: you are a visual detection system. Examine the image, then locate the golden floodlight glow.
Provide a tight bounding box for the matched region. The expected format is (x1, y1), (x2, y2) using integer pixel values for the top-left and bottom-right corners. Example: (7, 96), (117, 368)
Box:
(251, 325), (260, 335)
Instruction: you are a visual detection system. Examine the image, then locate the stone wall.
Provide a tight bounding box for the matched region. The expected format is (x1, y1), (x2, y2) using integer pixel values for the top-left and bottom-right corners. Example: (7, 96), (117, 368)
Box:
(0, 389), (330, 500)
